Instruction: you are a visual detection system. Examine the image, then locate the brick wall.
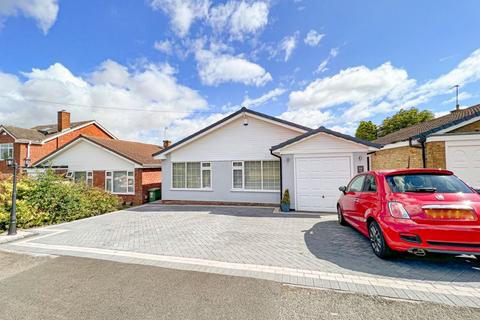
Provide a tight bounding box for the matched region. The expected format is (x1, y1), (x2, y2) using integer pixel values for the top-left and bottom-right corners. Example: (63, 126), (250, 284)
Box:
(371, 146), (423, 170)
(451, 120), (480, 133)
(425, 141), (446, 168)
(0, 123), (114, 174)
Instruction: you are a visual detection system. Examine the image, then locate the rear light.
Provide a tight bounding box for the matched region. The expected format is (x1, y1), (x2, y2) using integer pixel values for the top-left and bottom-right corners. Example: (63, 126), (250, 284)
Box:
(388, 201), (410, 219)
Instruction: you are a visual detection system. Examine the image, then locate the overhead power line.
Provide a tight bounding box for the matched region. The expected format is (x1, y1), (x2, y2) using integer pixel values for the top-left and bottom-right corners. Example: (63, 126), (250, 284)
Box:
(0, 95), (223, 115)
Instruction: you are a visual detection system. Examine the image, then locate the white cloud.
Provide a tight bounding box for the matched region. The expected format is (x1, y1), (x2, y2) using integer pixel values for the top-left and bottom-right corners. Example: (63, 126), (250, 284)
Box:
(154, 40), (173, 55)
(241, 88), (286, 108)
(209, 1), (269, 40)
(279, 109), (332, 129)
(442, 91), (472, 105)
(149, 0), (210, 37)
(289, 62), (415, 114)
(0, 61), (208, 143)
(280, 33), (298, 62)
(304, 30), (324, 47)
(195, 49), (272, 86)
(0, 0), (59, 34)
(315, 47), (339, 73)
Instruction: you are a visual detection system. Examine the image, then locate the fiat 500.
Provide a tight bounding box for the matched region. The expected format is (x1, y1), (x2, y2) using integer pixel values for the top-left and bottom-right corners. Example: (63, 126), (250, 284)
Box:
(337, 169), (480, 259)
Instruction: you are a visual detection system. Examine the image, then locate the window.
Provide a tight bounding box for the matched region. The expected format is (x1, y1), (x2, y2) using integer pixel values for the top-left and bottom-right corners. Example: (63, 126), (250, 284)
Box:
(172, 162), (211, 190)
(386, 174), (473, 193)
(232, 160), (280, 191)
(348, 175), (365, 192)
(0, 143), (13, 160)
(68, 171), (93, 186)
(363, 175), (377, 192)
(105, 171), (134, 194)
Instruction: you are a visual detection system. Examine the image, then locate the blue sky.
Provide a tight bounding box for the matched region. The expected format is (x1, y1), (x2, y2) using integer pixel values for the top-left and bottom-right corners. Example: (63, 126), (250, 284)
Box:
(1, 0), (480, 143)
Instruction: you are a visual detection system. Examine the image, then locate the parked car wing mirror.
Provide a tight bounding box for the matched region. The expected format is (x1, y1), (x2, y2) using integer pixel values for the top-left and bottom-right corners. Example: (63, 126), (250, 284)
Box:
(339, 186), (347, 194)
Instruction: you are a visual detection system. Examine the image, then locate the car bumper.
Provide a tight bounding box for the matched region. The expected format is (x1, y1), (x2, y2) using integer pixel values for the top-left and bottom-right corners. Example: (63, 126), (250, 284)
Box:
(379, 217), (480, 255)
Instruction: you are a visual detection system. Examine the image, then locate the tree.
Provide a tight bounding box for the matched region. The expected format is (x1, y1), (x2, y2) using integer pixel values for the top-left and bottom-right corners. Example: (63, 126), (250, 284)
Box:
(377, 108), (434, 137)
(355, 121), (378, 141)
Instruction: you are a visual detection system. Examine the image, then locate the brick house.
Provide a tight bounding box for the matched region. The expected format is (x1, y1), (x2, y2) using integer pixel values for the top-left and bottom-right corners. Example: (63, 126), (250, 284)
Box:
(32, 135), (163, 205)
(0, 110), (115, 177)
(371, 103), (480, 187)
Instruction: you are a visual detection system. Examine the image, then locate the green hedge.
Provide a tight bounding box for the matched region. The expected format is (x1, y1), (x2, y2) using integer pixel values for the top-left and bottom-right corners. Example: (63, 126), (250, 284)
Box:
(0, 170), (120, 231)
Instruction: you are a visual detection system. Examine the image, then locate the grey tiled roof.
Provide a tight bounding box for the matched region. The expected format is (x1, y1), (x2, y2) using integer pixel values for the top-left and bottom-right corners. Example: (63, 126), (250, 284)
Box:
(374, 104), (480, 145)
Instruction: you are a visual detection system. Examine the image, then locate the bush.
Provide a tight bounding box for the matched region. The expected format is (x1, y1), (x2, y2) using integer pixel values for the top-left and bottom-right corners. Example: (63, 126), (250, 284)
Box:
(281, 189), (290, 205)
(0, 170), (120, 232)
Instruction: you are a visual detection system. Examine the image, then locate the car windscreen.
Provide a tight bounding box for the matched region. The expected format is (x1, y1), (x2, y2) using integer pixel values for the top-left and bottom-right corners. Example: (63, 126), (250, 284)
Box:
(385, 174), (473, 193)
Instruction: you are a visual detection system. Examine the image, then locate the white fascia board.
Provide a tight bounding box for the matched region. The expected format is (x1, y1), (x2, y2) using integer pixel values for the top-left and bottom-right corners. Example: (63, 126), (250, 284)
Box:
(379, 140), (414, 150)
(427, 133), (480, 142)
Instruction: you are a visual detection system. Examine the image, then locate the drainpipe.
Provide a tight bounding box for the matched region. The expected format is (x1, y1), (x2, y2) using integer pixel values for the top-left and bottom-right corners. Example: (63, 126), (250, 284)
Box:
(270, 149), (283, 204)
(408, 138), (427, 168)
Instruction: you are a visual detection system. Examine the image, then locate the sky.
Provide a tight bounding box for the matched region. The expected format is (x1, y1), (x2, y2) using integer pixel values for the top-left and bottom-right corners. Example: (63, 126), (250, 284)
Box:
(1, 0), (480, 143)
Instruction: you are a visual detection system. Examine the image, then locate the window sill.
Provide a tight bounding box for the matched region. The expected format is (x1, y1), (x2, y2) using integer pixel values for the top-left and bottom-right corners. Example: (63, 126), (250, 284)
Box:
(170, 188), (213, 192)
(110, 192), (135, 195)
(230, 189), (279, 193)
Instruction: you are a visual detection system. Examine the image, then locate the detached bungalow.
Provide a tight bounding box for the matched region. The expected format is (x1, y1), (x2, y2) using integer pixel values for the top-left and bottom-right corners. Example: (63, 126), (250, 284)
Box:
(372, 104), (480, 188)
(154, 107), (379, 212)
(33, 135), (163, 205)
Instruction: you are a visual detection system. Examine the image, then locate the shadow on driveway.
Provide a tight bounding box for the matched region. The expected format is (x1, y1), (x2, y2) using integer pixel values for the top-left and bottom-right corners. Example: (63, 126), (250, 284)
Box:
(126, 204), (323, 218)
(304, 219), (480, 282)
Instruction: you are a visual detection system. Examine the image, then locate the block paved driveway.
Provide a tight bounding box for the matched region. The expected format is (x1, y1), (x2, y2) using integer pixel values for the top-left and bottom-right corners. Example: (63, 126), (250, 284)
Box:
(3, 203), (480, 308)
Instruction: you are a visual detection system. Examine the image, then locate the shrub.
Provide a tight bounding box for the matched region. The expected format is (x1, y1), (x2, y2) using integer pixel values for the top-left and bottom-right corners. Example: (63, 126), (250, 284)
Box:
(281, 189), (290, 205)
(0, 170), (120, 232)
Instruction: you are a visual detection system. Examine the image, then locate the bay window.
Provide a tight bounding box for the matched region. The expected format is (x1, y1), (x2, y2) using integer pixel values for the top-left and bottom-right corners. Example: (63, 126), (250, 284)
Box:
(105, 171), (134, 194)
(232, 160), (280, 191)
(0, 143), (13, 160)
(172, 162), (211, 190)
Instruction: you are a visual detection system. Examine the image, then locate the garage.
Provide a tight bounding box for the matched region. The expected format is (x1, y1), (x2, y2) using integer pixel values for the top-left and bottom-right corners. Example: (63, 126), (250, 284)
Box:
(446, 138), (480, 188)
(295, 156), (351, 212)
(271, 127), (380, 212)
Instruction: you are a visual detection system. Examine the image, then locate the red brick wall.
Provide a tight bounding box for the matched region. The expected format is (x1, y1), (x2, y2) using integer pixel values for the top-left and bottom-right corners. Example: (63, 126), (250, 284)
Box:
(91, 168), (161, 206)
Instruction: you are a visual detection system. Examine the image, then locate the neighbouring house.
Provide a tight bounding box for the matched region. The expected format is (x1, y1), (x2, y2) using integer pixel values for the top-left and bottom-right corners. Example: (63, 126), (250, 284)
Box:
(371, 103), (480, 187)
(153, 107), (379, 212)
(0, 110), (116, 176)
(32, 135), (163, 205)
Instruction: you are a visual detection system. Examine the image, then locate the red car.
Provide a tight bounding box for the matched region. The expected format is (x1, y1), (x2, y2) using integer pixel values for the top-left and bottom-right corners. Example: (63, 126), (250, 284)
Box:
(337, 168), (480, 259)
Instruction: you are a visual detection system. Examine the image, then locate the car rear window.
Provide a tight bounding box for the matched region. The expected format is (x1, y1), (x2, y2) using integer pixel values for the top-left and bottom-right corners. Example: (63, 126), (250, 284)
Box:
(386, 174), (473, 193)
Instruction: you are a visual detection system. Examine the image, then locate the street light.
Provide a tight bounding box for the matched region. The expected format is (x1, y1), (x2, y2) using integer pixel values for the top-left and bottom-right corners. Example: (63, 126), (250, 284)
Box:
(6, 157), (19, 236)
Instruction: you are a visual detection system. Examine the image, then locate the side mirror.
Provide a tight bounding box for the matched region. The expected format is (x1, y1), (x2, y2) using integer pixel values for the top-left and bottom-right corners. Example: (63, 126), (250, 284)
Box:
(339, 186), (347, 194)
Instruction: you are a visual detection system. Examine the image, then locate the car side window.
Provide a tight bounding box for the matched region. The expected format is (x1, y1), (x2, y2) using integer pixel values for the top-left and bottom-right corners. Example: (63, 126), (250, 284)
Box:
(363, 174), (377, 192)
(347, 175), (365, 192)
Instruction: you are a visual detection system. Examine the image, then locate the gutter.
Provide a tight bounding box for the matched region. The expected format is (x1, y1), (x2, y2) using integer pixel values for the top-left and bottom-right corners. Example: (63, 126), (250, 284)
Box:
(270, 149), (283, 205)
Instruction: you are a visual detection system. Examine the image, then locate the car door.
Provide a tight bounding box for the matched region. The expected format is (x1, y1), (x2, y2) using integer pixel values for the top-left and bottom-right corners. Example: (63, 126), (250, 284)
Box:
(355, 174), (380, 235)
(341, 175), (366, 221)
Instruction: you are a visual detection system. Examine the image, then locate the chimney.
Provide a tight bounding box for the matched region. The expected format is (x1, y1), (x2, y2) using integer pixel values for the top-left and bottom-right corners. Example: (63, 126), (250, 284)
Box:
(58, 110), (71, 132)
(163, 140), (172, 148)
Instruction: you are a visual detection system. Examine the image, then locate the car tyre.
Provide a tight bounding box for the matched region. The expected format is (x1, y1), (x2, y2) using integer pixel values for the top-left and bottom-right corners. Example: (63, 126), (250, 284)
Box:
(368, 220), (393, 259)
(337, 205), (348, 226)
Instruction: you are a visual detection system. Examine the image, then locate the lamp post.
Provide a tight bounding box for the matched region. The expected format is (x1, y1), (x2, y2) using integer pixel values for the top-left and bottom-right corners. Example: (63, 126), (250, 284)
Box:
(6, 158), (19, 236)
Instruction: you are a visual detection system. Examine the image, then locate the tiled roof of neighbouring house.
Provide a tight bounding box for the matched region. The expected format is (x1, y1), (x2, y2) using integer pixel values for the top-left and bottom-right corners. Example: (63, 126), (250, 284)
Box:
(373, 104), (480, 145)
(78, 135), (163, 166)
(1, 120), (95, 143)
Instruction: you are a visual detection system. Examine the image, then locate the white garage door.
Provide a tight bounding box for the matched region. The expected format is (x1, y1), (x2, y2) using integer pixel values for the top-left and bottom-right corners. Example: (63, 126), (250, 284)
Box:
(295, 156), (352, 212)
(447, 144), (480, 188)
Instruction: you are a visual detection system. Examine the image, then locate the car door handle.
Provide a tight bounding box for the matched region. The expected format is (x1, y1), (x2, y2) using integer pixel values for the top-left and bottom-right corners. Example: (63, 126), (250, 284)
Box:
(354, 198), (360, 202)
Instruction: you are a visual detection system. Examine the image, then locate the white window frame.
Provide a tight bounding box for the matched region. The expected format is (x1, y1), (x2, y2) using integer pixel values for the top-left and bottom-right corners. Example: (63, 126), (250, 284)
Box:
(171, 162), (212, 191)
(231, 160), (280, 192)
(0, 143), (13, 160)
(67, 171), (93, 187)
(105, 170), (135, 195)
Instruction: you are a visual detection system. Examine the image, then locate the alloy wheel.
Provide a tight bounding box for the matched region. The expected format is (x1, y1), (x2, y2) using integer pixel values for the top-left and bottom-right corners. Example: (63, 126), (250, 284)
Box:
(369, 224), (382, 254)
